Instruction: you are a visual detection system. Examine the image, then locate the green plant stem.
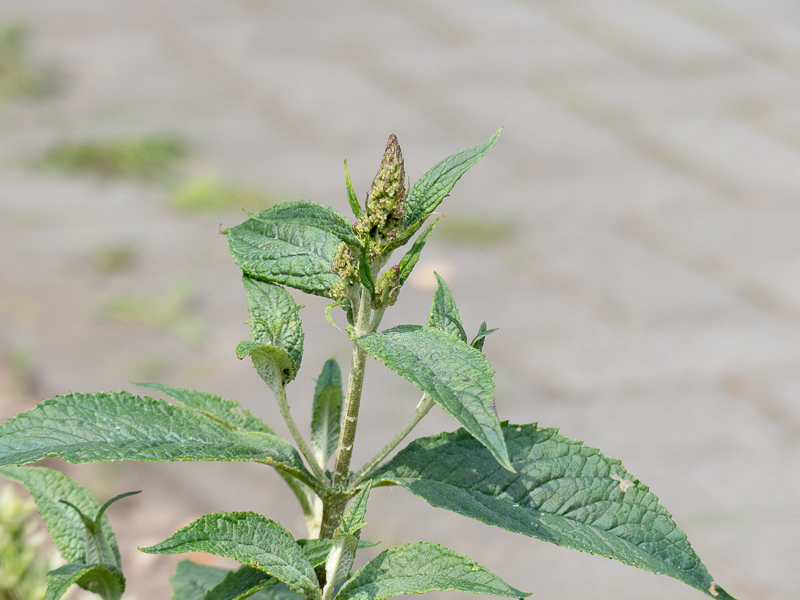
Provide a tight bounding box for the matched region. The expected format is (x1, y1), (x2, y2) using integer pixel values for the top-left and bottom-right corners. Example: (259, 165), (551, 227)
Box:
(352, 394), (434, 485)
(276, 385), (328, 484)
(320, 287), (373, 538)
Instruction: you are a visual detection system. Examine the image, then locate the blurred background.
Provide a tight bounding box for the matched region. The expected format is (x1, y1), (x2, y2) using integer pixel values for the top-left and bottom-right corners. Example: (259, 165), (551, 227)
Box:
(1, 1), (799, 598)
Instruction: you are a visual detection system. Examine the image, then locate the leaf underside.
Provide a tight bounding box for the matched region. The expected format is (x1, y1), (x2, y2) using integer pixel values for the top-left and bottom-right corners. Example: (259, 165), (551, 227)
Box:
(358, 325), (511, 471)
(374, 423), (735, 600)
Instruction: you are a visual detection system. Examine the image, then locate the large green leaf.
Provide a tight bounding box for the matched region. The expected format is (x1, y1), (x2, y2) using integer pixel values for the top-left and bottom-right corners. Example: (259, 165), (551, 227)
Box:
(227, 217), (341, 297)
(374, 423), (736, 600)
(0, 392), (312, 485)
(335, 542), (527, 600)
(45, 563), (124, 600)
(0, 465), (121, 566)
(141, 511), (320, 599)
(357, 325), (511, 471)
(242, 276), (304, 376)
(403, 129), (501, 229)
(134, 382), (274, 434)
(310, 358), (343, 467)
(247, 201), (360, 249)
(427, 273), (467, 342)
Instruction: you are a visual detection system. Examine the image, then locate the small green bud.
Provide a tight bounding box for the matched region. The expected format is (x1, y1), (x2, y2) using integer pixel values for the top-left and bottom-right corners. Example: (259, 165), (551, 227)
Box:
(330, 242), (359, 299)
(372, 264), (401, 309)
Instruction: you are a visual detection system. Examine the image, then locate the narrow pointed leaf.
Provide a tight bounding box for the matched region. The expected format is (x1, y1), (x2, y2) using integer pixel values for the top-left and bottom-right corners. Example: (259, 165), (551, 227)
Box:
(141, 511), (320, 599)
(45, 563), (125, 600)
(336, 542), (527, 600)
(247, 201), (360, 250)
(357, 325), (511, 471)
(374, 423), (736, 600)
(344, 160), (363, 219)
(242, 276), (304, 375)
(0, 392), (312, 485)
(135, 382), (274, 434)
(227, 217), (341, 297)
(403, 129), (501, 228)
(358, 243), (375, 294)
(310, 358), (343, 466)
(427, 273), (467, 342)
(470, 321), (498, 352)
(0, 465), (120, 565)
(397, 218), (437, 286)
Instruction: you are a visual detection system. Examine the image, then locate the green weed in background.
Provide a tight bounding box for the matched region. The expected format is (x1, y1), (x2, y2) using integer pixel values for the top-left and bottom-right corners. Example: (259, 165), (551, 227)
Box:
(0, 22), (60, 99)
(168, 176), (276, 214)
(0, 485), (56, 600)
(37, 135), (184, 180)
(100, 278), (208, 348)
(89, 244), (138, 275)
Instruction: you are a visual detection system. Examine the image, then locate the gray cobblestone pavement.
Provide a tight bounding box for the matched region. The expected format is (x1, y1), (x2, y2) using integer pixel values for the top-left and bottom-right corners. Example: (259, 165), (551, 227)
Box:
(2, 1), (799, 598)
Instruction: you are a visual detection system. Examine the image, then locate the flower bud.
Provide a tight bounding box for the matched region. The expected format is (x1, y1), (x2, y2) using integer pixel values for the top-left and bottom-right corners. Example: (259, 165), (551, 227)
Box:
(354, 135), (407, 256)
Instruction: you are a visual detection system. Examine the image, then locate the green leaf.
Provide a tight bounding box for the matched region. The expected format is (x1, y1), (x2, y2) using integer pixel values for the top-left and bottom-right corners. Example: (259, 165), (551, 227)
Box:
(336, 542), (527, 600)
(141, 511), (320, 599)
(135, 382), (274, 434)
(227, 217), (341, 297)
(242, 276), (304, 375)
(45, 563), (125, 600)
(344, 160), (363, 219)
(247, 201), (360, 250)
(397, 218), (437, 286)
(203, 565), (277, 600)
(374, 423), (737, 600)
(0, 465), (121, 566)
(403, 129), (501, 229)
(427, 273), (467, 342)
(0, 392), (312, 485)
(470, 321), (498, 352)
(171, 561), (286, 600)
(236, 341), (296, 397)
(358, 243), (375, 295)
(357, 325), (512, 471)
(310, 358), (343, 467)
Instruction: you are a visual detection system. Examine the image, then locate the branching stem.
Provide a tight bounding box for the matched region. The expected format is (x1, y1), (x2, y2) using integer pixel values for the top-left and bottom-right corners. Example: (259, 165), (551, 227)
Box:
(353, 393), (434, 485)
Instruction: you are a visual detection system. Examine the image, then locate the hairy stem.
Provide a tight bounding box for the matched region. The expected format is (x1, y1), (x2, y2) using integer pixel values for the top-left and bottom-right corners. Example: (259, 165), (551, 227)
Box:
(276, 385), (327, 484)
(320, 286), (373, 537)
(352, 393), (434, 485)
